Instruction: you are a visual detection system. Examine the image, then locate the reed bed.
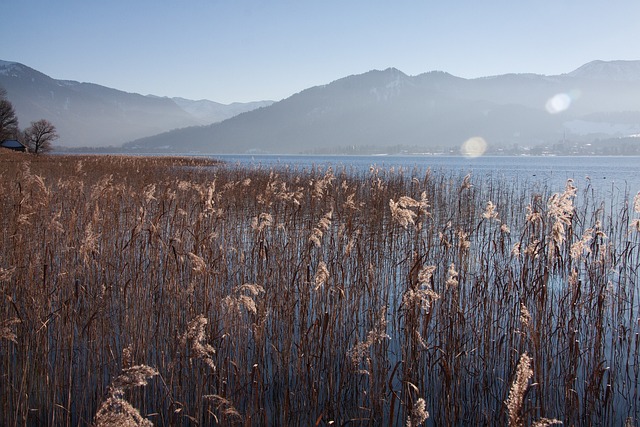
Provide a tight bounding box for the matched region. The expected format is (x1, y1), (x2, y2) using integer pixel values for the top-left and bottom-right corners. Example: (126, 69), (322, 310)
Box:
(1, 152), (639, 426)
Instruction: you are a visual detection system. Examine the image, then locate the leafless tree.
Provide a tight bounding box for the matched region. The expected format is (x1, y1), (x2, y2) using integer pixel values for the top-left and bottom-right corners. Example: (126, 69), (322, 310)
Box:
(24, 119), (58, 154)
(0, 87), (19, 141)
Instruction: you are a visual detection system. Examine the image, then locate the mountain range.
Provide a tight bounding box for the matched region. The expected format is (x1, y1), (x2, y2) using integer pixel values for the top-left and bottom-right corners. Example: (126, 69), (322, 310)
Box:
(2, 59), (640, 153)
(124, 60), (640, 154)
(0, 60), (272, 147)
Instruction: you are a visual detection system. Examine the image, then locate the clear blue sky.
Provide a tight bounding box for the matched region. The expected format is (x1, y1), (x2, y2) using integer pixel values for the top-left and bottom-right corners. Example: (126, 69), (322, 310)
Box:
(2, 1), (639, 103)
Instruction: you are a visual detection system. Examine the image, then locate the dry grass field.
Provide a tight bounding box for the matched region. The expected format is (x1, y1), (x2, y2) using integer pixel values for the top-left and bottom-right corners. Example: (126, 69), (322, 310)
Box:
(1, 152), (639, 426)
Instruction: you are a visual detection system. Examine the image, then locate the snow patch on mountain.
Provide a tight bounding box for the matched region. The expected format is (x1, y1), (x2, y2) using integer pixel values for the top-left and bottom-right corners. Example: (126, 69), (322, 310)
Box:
(0, 61), (20, 76)
(369, 68), (411, 101)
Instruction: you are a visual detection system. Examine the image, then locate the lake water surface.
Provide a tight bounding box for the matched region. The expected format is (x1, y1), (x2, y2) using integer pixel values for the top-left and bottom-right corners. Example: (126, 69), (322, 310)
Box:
(214, 154), (639, 198)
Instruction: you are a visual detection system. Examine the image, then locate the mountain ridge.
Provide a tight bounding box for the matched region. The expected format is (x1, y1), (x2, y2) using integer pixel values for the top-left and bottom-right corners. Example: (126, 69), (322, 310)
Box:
(3, 59), (640, 153)
(172, 97), (273, 125)
(567, 60), (640, 81)
(0, 60), (273, 147)
(124, 60), (640, 154)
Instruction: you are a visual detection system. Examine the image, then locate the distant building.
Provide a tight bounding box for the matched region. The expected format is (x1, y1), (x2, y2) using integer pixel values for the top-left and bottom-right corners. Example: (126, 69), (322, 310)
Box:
(0, 139), (27, 152)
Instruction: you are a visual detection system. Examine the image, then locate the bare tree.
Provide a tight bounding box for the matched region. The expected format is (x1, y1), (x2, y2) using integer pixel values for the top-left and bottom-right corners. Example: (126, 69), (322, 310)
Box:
(0, 87), (19, 141)
(24, 119), (58, 154)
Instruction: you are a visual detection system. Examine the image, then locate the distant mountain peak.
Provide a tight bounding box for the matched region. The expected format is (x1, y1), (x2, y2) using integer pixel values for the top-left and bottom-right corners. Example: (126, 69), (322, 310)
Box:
(568, 59), (640, 81)
(382, 67), (405, 74)
(172, 97), (274, 124)
(0, 60), (22, 77)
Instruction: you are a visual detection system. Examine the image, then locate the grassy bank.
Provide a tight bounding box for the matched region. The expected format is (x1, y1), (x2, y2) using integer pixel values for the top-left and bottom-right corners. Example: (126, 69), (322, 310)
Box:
(1, 152), (639, 426)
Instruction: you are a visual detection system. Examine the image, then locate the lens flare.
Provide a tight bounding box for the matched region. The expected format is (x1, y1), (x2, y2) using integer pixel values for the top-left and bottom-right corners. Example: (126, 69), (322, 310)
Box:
(461, 136), (487, 158)
(545, 93), (572, 114)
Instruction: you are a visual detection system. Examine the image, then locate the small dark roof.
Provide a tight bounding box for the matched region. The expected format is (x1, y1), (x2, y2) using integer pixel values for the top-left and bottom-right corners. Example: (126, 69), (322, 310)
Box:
(1, 139), (25, 148)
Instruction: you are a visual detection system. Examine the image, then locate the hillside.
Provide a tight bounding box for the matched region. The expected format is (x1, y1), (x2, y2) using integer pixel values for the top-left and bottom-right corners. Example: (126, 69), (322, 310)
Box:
(124, 60), (640, 154)
(0, 60), (272, 147)
(3, 59), (640, 153)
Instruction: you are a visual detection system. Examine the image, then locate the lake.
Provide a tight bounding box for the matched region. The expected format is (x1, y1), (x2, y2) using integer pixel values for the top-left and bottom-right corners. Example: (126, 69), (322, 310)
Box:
(213, 154), (640, 199)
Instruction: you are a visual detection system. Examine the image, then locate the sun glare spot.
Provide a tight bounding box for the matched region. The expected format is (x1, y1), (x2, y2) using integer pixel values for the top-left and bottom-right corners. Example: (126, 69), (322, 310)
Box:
(545, 93), (572, 114)
(461, 136), (487, 157)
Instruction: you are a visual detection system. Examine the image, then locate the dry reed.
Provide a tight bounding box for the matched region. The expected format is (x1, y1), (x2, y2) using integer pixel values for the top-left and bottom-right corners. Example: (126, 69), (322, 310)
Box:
(0, 152), (639, 425)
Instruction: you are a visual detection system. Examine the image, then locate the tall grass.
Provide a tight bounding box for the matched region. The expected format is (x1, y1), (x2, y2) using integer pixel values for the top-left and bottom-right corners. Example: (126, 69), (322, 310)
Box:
(1, 152), (639, 426)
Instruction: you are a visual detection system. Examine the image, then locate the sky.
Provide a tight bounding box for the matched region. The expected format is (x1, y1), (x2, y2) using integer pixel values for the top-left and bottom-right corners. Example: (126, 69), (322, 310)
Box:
(2, 1), (640, 104)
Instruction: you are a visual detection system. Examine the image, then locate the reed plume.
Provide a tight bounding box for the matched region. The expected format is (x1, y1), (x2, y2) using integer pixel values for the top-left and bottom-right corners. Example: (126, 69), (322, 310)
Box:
(181, 314), (216, 370)
(506, 353), (533, 427)
(406, 397), (429, 427)
(94, 365), (158, 427)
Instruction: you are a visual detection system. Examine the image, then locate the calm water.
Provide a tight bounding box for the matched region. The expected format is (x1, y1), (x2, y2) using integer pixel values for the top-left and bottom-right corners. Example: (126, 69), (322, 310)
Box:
(214, 154), (640, 197)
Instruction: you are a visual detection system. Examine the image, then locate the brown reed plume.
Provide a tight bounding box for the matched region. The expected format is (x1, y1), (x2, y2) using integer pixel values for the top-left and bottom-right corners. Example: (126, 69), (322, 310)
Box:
(506, 353), (534, 427)
(94, 365), (158, 427)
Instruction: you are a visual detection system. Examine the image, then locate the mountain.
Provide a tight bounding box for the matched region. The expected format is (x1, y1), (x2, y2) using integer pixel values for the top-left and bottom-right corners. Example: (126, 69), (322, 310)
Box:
(0, 60), (273, 147)
(172, 98), (274, 125)
(124, 60), (640, 154)
(4, 59), (640, 153)
(567, 60), (640, 81)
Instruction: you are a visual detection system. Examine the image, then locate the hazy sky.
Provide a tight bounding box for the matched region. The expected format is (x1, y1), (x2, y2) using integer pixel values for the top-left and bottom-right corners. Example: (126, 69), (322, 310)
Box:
(3, 1), (639, 103)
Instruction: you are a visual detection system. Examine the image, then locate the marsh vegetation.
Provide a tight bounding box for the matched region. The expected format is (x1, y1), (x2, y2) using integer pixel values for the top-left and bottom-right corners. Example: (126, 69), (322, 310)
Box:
(1, 153), (639, 426)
